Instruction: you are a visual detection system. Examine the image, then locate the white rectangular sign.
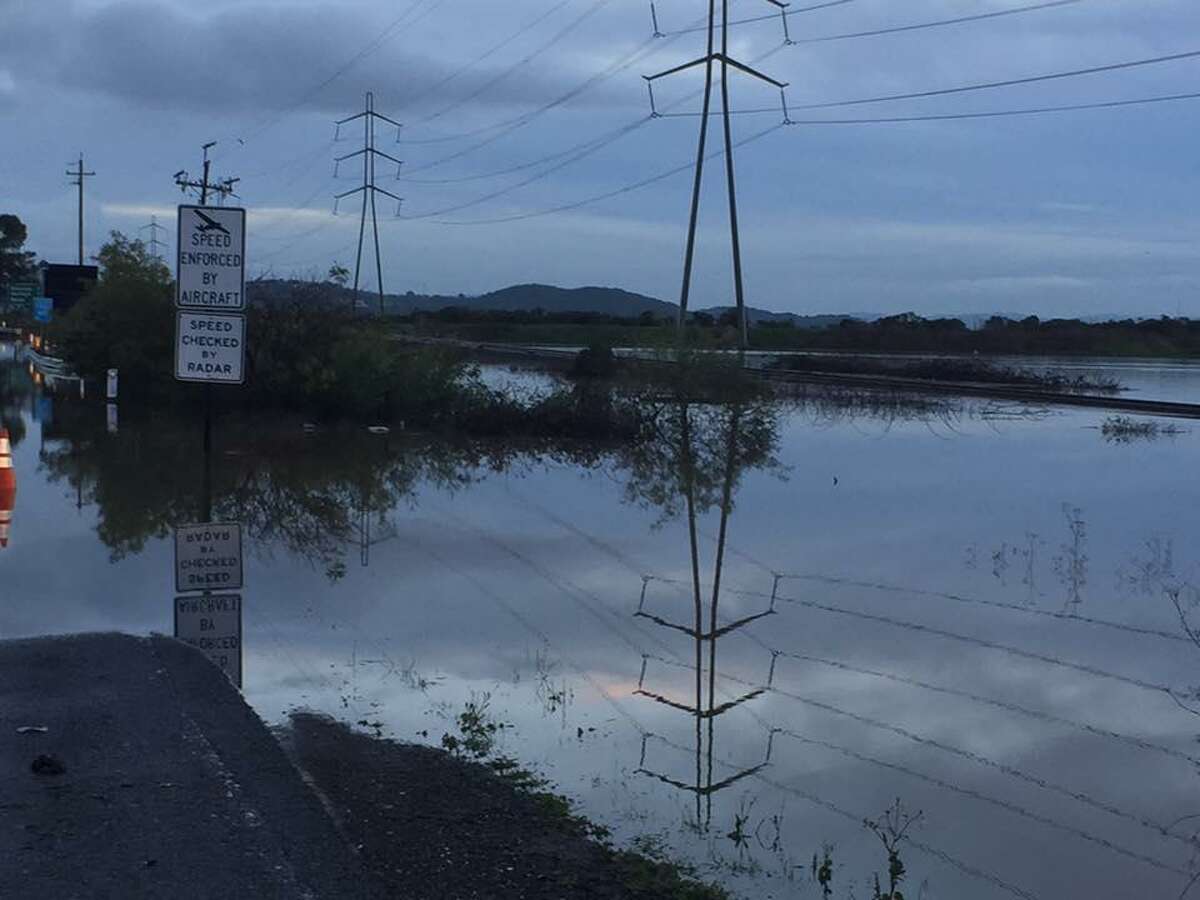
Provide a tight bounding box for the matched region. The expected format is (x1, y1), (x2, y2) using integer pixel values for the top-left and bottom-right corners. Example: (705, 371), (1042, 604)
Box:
(175, 311), (246, 384)
(175, 594), (243, 687)
(177, 205), (246, 310)
(175, 523), (243, 593)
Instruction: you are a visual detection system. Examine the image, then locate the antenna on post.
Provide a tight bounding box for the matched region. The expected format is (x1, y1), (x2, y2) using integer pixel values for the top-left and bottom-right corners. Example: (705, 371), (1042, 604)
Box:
(643, 0), (791, 353)
(333, 91), (404, 317)
(175, 142), (240, 207)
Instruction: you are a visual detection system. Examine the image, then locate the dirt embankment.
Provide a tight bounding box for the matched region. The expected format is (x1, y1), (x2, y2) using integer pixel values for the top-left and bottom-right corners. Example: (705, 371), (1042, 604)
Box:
(285, 713), (727, 900)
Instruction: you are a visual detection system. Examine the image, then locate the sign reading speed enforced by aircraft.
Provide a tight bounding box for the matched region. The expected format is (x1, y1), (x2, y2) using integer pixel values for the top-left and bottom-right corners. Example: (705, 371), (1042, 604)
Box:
(177, 205), (245, 310)
(174, 205), (247, 384)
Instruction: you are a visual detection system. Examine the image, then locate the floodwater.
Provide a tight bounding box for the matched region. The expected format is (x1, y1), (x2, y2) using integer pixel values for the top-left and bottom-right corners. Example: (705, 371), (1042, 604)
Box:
(3, 344), (1200, 900)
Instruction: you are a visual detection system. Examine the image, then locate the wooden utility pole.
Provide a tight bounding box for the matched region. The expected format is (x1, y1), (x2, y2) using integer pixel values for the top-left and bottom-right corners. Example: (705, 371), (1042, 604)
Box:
(66, 156), (95, 266)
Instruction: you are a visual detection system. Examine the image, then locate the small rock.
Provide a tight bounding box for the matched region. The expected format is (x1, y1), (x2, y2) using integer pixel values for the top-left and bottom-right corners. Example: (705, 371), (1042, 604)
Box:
(31, 755), (66, 776)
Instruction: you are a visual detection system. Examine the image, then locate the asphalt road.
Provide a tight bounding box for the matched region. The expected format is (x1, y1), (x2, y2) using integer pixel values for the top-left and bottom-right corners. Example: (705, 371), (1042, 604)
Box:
(0, 633), (383, 900)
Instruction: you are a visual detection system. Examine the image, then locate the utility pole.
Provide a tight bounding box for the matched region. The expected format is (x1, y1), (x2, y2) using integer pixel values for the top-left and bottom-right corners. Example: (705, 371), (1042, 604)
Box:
(174, 142), (240, 207)
(334, 92), (404, 316)
(139, 216), (168, 260)
(66, 155), (96, 266)
(644, 1), (791, 351)
(173, 142), (240, 523)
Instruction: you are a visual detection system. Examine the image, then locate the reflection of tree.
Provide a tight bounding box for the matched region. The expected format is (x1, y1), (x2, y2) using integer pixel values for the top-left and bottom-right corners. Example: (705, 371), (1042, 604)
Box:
(0, 358), (30, 448)
(36, 411), (502, 573)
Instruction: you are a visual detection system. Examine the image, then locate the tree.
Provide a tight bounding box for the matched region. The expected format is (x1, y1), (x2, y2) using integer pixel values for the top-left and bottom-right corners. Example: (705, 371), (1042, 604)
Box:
(0, 214), (36, 287)
(327, 263), (350, 288)
(52, 231), (174, 393)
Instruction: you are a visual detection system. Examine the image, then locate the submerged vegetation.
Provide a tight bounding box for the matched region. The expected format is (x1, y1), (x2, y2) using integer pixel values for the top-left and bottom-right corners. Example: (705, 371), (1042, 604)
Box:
(1100, 415), (1188, 442)
(772, 354), (1122, 393)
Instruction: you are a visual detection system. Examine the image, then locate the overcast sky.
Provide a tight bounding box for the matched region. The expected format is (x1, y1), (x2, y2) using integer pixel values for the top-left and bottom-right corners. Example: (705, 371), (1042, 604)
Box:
(3, 0), (1200, 317)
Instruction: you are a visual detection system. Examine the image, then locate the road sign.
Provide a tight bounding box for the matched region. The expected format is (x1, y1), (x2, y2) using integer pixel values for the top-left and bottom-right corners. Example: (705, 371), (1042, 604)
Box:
(176, 205), (246, 310)
(32, 297), (53, 323)
(175, 310), (246, 383)
(175, 523), (243, 593)
(5, 281), (36, 312)
(175, 594), (242, 687)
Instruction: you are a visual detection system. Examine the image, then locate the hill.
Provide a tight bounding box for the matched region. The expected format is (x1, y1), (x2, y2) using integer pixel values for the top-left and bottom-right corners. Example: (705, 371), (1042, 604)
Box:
(245, 279), (851, 327)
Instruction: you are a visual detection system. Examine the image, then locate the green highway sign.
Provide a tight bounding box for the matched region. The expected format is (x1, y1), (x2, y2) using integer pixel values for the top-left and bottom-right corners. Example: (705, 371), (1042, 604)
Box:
(3, 281), (37, 311)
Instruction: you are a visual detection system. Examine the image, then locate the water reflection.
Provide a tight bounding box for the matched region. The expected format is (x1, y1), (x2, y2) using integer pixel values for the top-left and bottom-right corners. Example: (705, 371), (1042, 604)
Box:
(11, 345), (1200, 898)
(630, 399), (777, 832)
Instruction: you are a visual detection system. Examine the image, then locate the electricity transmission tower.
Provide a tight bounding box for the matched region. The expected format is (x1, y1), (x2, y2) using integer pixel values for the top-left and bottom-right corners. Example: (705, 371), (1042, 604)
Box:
(66, 155), (95, 266)
(334, 92), (404, 316)
(174, 142), (241, 207)
(139, 216), (168, 260)
(644, 1), (791, 350)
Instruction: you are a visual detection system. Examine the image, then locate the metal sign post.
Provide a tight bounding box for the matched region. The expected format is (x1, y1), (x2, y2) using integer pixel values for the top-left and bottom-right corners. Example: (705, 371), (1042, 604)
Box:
(171, 172), (249, 688)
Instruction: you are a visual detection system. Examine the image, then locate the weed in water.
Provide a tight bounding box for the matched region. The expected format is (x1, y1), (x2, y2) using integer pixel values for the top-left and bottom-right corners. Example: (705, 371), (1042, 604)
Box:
(865, 798), (923, 900)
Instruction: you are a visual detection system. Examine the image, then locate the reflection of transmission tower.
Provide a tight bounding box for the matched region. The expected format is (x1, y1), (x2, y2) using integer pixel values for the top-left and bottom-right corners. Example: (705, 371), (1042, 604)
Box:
(334, 92), (404, 316)
(644, 2), (790, 350)
(632, 403), (776, 829)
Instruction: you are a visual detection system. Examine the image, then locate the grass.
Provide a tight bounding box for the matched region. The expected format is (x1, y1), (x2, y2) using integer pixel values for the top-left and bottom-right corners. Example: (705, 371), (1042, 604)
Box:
(440, 698), (730, 899)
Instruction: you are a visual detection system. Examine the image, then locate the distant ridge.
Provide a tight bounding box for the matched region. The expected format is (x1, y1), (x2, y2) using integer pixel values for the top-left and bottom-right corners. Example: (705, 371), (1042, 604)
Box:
(247, 279), (854, 327)
(468, 283), (677, 317)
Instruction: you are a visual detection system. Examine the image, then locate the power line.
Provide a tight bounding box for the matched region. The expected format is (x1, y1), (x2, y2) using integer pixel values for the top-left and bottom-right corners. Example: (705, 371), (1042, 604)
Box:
(410, 0), (620, 128)
(399, 36), (660, 172)
(421, 86), (1200, 225)
(398, 118), (649, 219)
(662, 0), (855, 36)
(417, 122), (778, 225)
(401, 0), (576, 110)
(786, 0), (1085, 46)
(770, 729), (1187, 877)
(663, 0), (1079, 39)
(765, 645), (1200, 768)
(669, 46), (1200, 117)
(755, 588), (1179, 695)
(215, 0), (450, 160)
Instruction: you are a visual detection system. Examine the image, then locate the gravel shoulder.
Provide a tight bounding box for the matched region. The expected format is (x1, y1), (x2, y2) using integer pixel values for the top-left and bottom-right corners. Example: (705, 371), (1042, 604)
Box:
(285, 712), (729, 900)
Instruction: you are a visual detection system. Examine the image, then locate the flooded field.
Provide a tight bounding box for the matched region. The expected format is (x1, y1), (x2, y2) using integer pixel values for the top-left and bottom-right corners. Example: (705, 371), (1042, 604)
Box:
(3, 345), (1200, 899)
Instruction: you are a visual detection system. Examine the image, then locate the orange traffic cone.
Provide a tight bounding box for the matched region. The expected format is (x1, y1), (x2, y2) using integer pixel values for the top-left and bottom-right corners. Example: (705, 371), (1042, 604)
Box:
(0, 428), (15, 549)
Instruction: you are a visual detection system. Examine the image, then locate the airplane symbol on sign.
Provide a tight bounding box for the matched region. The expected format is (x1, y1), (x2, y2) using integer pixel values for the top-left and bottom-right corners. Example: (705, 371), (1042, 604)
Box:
(194, 211), (231, 236)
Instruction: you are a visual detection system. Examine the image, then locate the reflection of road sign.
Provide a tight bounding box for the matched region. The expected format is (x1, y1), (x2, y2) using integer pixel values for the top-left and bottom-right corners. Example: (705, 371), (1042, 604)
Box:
(32, 298), (53, 323)
(176, 205), (246, 310)
(175, 523), (243, 592)
(175, 594), (242, 687)
(174, 310), (245, 384)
